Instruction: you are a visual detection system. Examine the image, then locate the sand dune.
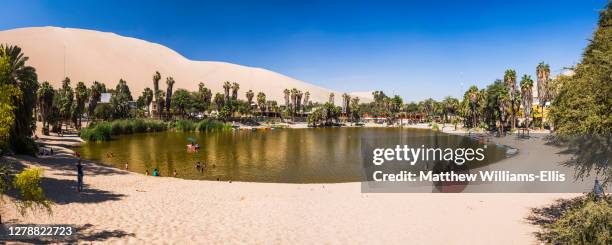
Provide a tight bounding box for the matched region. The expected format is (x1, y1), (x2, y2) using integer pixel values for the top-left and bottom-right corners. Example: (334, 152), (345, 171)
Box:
(0, 26), (371, 104)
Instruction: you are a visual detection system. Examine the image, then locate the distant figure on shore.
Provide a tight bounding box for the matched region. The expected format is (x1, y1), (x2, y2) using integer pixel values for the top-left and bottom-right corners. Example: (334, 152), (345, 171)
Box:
(76, 159), (84, 192)
(124, 162), (129, 170)
(593, 179), (605, 200)
(153, 168), (159, 177)
(173, 170), (177, 177)
(145, 169), (149, 175)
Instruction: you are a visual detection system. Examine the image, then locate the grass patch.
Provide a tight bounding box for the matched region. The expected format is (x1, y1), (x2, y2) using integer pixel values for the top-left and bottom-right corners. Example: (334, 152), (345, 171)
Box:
(80, 119), (167, 141)
(80, 119), (230, 141)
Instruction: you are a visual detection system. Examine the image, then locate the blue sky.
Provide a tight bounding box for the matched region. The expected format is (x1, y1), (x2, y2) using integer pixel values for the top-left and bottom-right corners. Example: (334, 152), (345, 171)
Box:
(1, 0), (606, 101)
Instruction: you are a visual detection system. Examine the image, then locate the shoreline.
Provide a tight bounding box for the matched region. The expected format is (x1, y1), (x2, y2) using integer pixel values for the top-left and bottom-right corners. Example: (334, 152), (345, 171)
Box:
(1, 123), (580, 243)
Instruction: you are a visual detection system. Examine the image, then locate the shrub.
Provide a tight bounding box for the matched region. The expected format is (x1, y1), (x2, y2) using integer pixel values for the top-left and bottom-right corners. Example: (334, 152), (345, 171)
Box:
(431, 122), (440, 131)
(79, 122), (112, 141)
(175, 120), (195, 131)
(12, 168), (53, 216)
(79, 119), (227, 141)
(196, 119), (231, 132)
(529, 195), (612, 244)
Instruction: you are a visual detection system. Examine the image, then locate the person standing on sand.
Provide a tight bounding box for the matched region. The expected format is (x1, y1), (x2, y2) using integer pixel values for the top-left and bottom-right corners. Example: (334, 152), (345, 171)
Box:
(145, 169), (149, 175)
(76, 159), (84, 192)
(173, 170), (177, 177)
(124, 162), (129, 170)
(153, 168), (159, 176)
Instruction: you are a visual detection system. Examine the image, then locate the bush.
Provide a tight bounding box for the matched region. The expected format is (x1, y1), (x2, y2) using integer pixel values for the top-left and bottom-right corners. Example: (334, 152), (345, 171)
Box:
(529, 195), (612, 244)
(79, 122), (111, 141)
(175, 120), (196, 131)
(79, 119), (227, 141)
(10, 136), (38, 155)
(80, 119), (166, 141)
(13, 168), (53, 216)
(196, 119), (231, 132)
(431, 122), (440, 131)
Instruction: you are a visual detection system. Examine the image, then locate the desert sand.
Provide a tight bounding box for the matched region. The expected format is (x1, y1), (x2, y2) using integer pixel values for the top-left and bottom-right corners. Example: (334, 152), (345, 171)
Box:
(0, 27), (371, 105)
(1, 127), (578, 244)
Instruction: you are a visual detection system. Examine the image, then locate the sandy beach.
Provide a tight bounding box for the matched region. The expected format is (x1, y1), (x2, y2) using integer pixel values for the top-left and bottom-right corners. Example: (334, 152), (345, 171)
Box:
(0, 125), (581, 244)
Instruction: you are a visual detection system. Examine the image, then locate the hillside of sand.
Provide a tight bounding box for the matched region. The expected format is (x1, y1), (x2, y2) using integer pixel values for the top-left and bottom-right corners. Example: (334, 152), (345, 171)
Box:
(0, 26), (371, 104)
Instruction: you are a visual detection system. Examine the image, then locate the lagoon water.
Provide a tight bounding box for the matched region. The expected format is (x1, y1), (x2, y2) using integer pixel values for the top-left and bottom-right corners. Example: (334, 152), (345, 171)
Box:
(77, 127), (507, 183)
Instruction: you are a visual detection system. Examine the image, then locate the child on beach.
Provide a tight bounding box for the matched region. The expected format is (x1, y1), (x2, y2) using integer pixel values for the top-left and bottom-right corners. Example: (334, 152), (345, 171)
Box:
(124, 162), (129, 170)
(145, 169), (149, 175)
(153, 168), (159, 176)
(173, 170), (177, 177)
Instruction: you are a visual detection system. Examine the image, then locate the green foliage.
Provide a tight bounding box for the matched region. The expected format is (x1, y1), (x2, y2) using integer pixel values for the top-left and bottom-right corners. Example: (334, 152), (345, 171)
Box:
(93, 103), (113, 121)
(196, 119), (232, 131)
(218, 105), (231, 121)
(549, 2), (612, 134)
(431, 122), (440, 131)
(79, 123), (112, 141)
(110, 79), (133, 118)
(171, 88), (191, 117)
(531, 196), (612, 244)
(174, 119), (196, 131)
(88, 81), (105, 116)
(79, 119), (167, 141)
(173, 119), (231, 132)
(12, 168), (52, 217)
(1, 45), (39, 155)
(0, 56), (22, 150)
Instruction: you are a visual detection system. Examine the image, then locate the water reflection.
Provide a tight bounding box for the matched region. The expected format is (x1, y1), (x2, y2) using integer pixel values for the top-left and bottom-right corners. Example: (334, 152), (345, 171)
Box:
(78, 128), (506, 183)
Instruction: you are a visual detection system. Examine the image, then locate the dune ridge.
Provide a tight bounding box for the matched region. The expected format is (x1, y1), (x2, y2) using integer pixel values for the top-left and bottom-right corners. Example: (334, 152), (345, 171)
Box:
(0, 26), (371, 104)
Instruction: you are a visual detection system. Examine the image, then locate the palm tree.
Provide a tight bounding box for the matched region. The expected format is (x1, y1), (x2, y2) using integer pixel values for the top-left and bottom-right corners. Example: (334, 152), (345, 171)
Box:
(196, 82), (212, 114)
(466, 85), (479, 127)
(74, 81), (88, 129)
(58, 77), (74, 131)
(536, 62), (550, 129)
(0, 45), (38, 145)
(231, 82), (240, 101)
(142, 87), (153, 115)
(165, 77), (175, 118)
(341, 93), (351, 115)
(36, 81), (54, 134)
(88, 81), (104, 116)
(296, 90), (303, 114)
(214, 92), (225, 111)
(520, 75), (534, 129)
(303, 91), (310, 110)
(496, 83), (510, 136)
(290, 88), (297, 111)
(283, 89), (290, 107)
(329, 92), (335, 104)
(246, 90), (254, 117)
(223, 81), (231, 102)
(152, 71), (162, 119)
(350, 97), (360, 123)
(256, 92), (266, 117)
(504, 69), (517, 130)
(246, 90), (254, 105)
(442, 96), (459, 124)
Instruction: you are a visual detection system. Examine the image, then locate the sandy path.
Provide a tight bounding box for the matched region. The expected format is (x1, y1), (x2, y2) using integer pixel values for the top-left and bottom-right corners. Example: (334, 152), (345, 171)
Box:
(3, 129), (576, 244)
